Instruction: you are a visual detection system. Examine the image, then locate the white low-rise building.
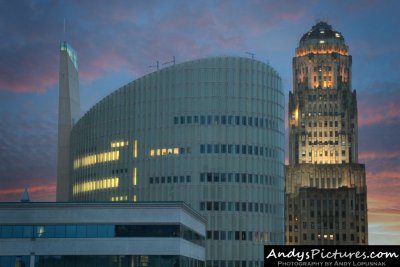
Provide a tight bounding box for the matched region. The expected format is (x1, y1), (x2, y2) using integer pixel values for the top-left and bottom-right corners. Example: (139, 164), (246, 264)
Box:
(0, 202), (205, 267)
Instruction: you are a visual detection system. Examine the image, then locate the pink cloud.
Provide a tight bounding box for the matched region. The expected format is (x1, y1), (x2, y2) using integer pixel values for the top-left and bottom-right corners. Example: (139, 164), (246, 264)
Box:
(359, 150), (400, 161)
(358, 102), (399, 127)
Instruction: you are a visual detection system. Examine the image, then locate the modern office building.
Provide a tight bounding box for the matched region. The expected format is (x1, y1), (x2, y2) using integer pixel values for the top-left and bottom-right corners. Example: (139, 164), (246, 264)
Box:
(59, 56), (285, 265)
(57, 41), (81, 201)
(0, 202), (205, 267)
(285, 22), (368, 245)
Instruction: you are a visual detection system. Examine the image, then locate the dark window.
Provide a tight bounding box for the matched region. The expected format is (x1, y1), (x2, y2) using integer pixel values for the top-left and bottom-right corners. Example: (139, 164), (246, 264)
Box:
(228, 116), (233, 125)
(200, 173), (205, 182)
(221, 144), (227, 153)
(221, 116), (226, 124)
(221, 173), (226, 182)
(235, 116), (240, 125)
(207, 115), (212, 124)
(242, 174), (247, 183)
(207, 144), (212, 153)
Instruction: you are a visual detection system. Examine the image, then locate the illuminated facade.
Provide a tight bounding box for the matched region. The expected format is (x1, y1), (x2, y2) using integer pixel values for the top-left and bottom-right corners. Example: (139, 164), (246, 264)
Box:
(285, 22), (368, 245)
(68, 57), (285, 266)
(57, 41), (81, 201)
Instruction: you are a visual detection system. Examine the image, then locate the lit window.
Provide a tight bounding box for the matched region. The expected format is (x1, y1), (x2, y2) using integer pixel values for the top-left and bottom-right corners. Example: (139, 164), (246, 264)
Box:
(133, 168), (137, 186)
(134, 140), (138, 158)
(319, 40), (325, 44)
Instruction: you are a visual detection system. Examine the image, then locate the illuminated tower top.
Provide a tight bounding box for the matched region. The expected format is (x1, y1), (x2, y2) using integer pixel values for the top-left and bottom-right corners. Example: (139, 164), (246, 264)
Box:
(293, 21), (352, 93)
(289, 22), (357, 165)
(296, 21), (348, 56)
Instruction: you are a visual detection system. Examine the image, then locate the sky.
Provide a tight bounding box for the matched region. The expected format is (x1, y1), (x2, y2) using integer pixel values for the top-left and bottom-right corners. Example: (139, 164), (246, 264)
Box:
(0, 0), (399, 245)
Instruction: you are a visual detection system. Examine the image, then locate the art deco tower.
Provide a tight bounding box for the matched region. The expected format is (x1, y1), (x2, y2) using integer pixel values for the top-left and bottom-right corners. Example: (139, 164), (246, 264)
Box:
(56, 41), (80, 201)
(285, 22), (368, 244)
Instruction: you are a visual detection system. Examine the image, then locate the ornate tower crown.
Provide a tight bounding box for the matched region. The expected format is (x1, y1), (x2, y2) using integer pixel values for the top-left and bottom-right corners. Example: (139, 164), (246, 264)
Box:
(296, 21), (349, 57)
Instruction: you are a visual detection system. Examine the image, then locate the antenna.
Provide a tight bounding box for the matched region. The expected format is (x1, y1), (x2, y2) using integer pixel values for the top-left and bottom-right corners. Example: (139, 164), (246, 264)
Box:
(245, 52), (255, 59)
(63, 17), (66, 40)
(163, 56), (176, 66)
(148, 61), (159, 71)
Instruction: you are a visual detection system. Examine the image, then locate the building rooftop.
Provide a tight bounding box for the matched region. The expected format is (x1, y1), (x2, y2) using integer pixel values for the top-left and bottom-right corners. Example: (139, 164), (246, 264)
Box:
(300, 21), (345, 44)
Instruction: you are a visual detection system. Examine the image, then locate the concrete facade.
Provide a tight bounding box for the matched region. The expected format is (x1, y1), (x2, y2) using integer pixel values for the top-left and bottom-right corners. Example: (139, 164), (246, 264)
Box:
(285, 22), (368, 245)
(56, 41), (81, 201)
(0, 202), (205, 267)
(67, 57), (285, 265)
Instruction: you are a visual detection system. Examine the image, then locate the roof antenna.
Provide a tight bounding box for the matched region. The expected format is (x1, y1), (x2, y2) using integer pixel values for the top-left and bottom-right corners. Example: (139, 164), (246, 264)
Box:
(163, 56), (176, 66)
(63, 17), (66, 40)
(245, 52), (255, 59)
(148, 61), (159, 71)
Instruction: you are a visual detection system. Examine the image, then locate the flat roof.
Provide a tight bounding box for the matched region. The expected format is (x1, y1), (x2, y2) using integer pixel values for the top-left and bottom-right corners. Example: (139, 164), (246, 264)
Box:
(0, 201), (206, 224)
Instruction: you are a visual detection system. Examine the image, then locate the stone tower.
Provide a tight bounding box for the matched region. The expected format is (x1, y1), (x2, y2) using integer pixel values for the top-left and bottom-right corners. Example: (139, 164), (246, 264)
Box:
(285, 22), (368, 245)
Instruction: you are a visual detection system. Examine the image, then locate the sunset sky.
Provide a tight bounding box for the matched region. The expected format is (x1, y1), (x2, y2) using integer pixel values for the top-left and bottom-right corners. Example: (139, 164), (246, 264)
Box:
(0, 0), (399, 245)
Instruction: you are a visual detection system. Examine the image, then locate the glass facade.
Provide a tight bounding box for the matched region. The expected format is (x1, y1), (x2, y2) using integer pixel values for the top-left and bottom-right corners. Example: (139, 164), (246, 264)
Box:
(0, 256), (30, 267)
(0, 255), (203, 267)
(0, 224), (204, 246)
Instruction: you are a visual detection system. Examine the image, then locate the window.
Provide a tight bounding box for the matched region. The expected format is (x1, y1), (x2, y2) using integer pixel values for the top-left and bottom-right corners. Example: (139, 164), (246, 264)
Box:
(228, 116), (233, 125)
(235, 116), (240, 125)
(201, 116), (205, 124)
(235, 145), (240, 154)
(235, 231), (240, 240)
(221, 116), (226, 124)
(242, 174), (247, 183)
(221, 144), (227, 153)
(214, 115), (220, 124)
(207, 115), (212, 124)
(221, 173), (226, 182)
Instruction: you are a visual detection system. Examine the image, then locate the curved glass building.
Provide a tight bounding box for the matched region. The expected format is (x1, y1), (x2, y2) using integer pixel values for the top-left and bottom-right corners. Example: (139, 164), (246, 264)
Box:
(68, 56), (285, 265)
